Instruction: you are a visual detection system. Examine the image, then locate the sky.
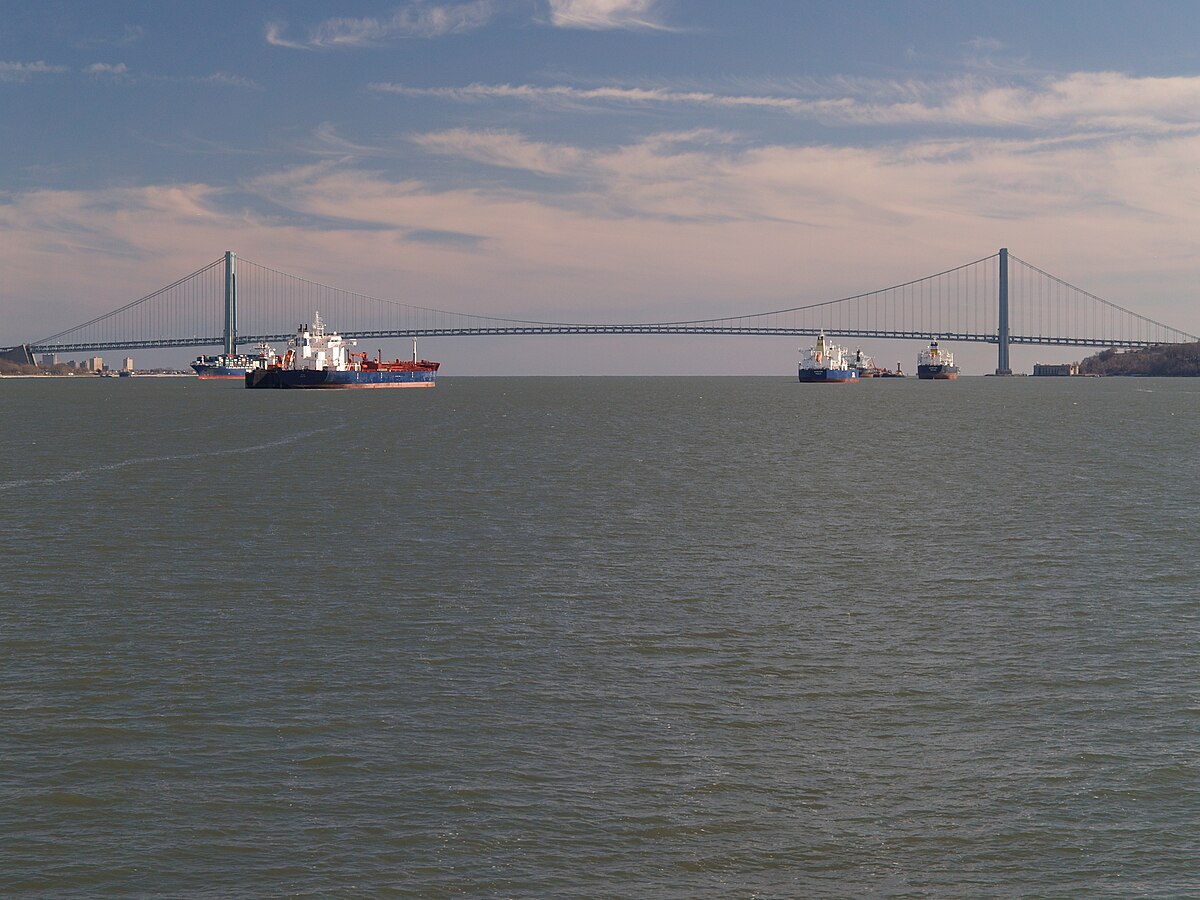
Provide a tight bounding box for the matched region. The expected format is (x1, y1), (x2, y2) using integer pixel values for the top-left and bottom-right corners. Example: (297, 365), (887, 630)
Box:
(3, 0), (1200, 374)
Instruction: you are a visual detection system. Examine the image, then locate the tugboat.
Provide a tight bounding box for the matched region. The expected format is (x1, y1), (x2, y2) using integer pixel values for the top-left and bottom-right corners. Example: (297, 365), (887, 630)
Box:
(798, 333), (858, 383)
(917, 339), (959, 380)
(245, 312), (439, 389)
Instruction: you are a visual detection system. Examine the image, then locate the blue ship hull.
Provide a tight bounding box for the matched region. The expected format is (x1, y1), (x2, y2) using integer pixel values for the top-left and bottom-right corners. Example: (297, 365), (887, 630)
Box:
(917, 364), (959, 380)
(798, 368), (859, 383)
(246, 368), (436, 389)
(193, 363), (250, 379)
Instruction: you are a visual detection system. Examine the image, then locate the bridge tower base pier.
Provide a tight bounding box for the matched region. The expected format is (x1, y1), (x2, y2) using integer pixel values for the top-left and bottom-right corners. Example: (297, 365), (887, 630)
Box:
(223, 250), (237, 356)
(995, 247), (1013, 375)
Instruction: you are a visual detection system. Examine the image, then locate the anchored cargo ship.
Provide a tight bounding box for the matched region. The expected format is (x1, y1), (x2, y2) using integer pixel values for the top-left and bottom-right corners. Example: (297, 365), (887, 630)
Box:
(192, 344), (277, 379)
(917, 339), (959, 380)
(245, 312), (439, 389)
(849, 348), (907, 378)
(850, 348), (878, 378)
(798, 333), (858, 383)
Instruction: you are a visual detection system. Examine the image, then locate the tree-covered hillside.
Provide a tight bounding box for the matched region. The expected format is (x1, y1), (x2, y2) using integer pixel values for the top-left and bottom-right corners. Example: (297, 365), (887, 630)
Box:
(1079, 343), (1200, 376)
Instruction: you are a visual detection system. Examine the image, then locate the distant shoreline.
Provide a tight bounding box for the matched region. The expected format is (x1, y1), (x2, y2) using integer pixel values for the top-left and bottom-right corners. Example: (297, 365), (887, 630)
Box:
(0, 372), (194, 379)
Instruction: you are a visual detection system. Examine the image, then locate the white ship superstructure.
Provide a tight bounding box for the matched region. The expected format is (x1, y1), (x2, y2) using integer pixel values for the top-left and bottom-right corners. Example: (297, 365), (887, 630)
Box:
(917, 340), (953, 368)
(285, 311), (356, 371)
(917, 339), (960, 380)
(798, 333), (858, 383)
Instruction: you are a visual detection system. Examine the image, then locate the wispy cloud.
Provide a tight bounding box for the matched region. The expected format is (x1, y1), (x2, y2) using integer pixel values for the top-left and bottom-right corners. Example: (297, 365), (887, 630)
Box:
(963, 37), (1005, 55)
(0, 60), (68, 82)
(114, 24), (146, 47)
(410, 126), (738, 182)
(265, 0), (673, 47)
(200, 72), (262, 90)
(302, 123), (388, 158)
(373, 72), (1200, 134)
(266, 1), (498, 49)
(371, 81), (802, 111)
(545, 0), (674, 30)
(84, 62), (130, 78)
(412, 128), (587, 174)
(263, 23), (309, 50)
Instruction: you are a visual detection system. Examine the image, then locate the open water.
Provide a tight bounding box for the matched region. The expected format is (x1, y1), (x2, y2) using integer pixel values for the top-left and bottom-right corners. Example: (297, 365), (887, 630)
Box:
(1, 375), (1198, 897)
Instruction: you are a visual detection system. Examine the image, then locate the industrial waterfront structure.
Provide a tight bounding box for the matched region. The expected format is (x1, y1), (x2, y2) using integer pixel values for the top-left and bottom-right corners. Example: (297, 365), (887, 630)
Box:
(1032, 363), (1080, 376)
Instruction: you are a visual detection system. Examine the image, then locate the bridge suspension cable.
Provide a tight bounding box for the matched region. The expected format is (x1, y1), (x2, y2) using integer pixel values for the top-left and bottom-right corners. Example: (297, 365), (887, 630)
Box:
(234, 257), (576, 342)
(33, 257), (227, 350)
(630, 253), (1003, 341)
(1008, 253), (1194, 347)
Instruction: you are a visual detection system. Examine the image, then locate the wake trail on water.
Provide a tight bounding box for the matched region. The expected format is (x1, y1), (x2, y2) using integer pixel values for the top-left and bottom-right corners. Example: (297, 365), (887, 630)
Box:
(0, 424), (347, 492)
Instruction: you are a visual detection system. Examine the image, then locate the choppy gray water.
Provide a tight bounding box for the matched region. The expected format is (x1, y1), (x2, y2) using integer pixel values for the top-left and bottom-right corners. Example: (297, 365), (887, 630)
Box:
(2, 375), (1198, 897)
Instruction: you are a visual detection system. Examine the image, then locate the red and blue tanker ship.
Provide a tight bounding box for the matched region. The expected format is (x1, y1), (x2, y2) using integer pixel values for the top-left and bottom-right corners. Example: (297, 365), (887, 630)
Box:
(245, 313), (439, 389)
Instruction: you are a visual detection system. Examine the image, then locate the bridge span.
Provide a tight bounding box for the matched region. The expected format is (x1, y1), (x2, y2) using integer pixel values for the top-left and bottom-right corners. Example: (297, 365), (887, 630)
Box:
(11, 249), (1197, 375)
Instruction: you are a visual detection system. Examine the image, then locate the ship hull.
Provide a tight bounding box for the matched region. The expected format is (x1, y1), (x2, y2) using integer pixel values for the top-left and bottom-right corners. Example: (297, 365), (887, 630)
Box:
(798, 368), (859, 383)
(246, 368), (437, 389)
(917, 364), (959, 380)
(193, 365), (250, 379)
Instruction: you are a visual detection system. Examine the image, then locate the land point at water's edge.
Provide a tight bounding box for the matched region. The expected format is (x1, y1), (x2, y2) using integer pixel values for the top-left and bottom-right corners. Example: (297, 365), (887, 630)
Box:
(0, 362), (190, 377)
(1078, 341), (1200, 376)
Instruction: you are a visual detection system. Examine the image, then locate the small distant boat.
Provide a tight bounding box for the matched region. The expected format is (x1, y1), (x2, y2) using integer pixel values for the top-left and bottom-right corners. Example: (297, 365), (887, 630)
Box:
(245, 312), (439, 389)
(917, 339), (959, 380)
(798, 333), (858, 383)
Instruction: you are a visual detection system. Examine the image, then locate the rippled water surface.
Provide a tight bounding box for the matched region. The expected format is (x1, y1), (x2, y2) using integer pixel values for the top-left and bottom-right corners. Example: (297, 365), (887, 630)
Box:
(2, 375), (1199, 897)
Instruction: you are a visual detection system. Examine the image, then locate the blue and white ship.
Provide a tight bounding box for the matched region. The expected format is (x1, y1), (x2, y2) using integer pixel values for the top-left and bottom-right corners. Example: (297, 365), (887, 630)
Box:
(798, 333), (859, 383)
(917, 339), (959, 380)
(245, 313), (439, 389)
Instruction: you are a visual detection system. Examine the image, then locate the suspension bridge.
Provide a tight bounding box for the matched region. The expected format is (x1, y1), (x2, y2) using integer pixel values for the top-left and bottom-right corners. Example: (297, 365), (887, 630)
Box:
(7, 248), (1196, 374)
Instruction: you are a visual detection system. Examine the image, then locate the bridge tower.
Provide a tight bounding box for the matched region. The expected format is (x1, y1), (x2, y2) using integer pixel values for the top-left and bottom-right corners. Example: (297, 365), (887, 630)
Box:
(995, 247), (1012, 375)
(223, 250), (237, 355)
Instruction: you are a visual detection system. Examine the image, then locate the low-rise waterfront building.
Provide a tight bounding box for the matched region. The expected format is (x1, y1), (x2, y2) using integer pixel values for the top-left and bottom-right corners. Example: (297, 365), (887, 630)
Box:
(1032, 362), (1079, 376)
